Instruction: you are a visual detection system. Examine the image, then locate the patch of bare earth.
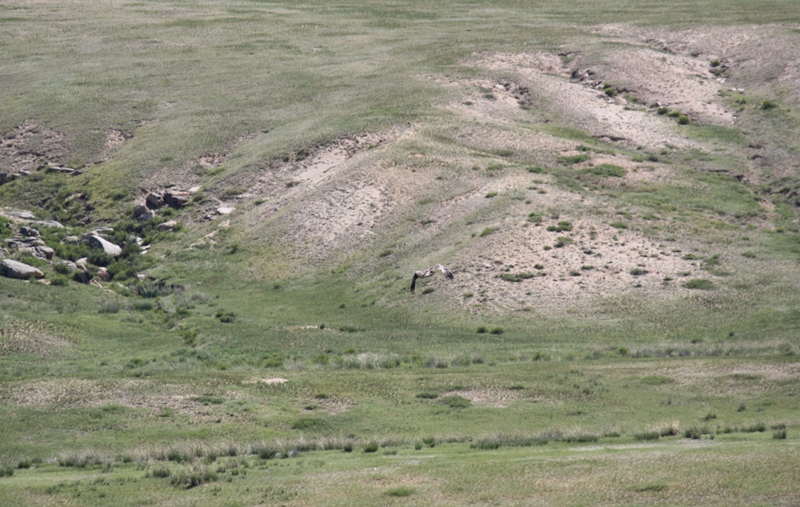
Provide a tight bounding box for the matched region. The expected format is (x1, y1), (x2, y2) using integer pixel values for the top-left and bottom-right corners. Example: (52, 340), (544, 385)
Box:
(244, 129), (412, 260)
(0, 120), (71, 175)
(474, 51), (707, 150)
(0, 319), (74, 358)
(593, 24), (800, 106)
(445, 388), (537, 408)
(0, 378), (247, 422)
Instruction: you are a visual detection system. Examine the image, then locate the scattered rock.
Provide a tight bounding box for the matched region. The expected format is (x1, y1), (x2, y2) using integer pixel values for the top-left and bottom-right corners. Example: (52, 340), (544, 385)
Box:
(217, 207), (235, 215)
(35, 220), (64, 228)
(33, 246), (54, 260)
(188, 186), (201, 193)
(6, 211), (35, 220)
(97, 267), (110, 281)
(145, 192), (164, 209)
(46, 165), (82, 176)
(62, 236), (80, 245)
(19, 226), (40, 238)
(83, 234), (122, 256)
(263, 378), (288, 385)
(134, 204), (155, 221)
(1, 259), (44, 280)
(157, 220), (178, 231)
(163, 191), (190, 209)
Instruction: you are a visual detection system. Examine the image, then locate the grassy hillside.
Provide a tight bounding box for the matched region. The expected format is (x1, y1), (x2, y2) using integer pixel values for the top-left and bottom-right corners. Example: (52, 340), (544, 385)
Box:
(1, 0), (799, 505)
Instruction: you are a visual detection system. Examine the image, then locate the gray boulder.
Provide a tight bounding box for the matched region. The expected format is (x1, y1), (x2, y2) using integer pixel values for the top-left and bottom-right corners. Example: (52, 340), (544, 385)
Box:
(35, 220), (64, 229)
(134, 204), (155, 221)
(157, 220), (178, 231)
(146, 192), (164, 209)
(34, 246), (55, 260)
(163, 191), (190, 209)
(6, 211), (35, 220)
(1, 259), (44, 280)
(83, 234), (122, 257)
(19, 226), (40, 238)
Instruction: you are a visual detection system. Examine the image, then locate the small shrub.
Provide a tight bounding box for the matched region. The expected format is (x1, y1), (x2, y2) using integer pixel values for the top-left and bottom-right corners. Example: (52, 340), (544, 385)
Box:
(53, 263), (72, 275)
(677, 114), (690, 125)
(633, 483), (668, 492)
(50, 275), (69, 286)
(416, 392), (438, 399)
(527, 166), (546, 174)
(742, 422), (767, 433)
(386, 486), (415, 497)
(291, 417), (330, 431)
(363, 443), (379, 453)
(761, 99), (778, 110)
(476, 326), (487, 334)
(527, 212), (544, 225)
(422, 437), (436, 448)
(589, 164), (626, 178)
(499, 272), (535, 282)
(657, 107), (669, 115)
(554, 237), (573, 248)
(191, 395), (224, 405)
(641, 375), (673, 385)
(479, 227), (499, 237)
(170, 466), (218, 489)
(685, 278), (714, 290)
(489, 327), (504, 335)
(630, 267), (649, 276)
(215, 310), (236, 323)
(440, 395), (471, 409)
(684, 427), (703, 439)
(773, 428), (787, 439)
(634, 430), (660, 441)
(610, 221), (628, 229)
(133, 300), (154, 311)
(558, 154), (590, 165)
(485, 192), (498, 198)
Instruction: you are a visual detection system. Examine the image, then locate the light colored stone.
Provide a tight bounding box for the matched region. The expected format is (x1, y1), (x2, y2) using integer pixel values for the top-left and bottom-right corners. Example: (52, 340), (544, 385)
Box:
(1, 259), (44, 279)
(83, 234), (122, 257)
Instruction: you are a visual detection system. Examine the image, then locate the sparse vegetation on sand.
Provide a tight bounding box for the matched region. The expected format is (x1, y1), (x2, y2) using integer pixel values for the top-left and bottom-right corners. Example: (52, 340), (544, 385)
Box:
(1, 0), (800, 505)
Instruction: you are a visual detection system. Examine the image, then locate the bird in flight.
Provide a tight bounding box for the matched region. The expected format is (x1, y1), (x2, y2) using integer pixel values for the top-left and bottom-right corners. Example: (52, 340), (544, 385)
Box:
(411, 264), (454, 293)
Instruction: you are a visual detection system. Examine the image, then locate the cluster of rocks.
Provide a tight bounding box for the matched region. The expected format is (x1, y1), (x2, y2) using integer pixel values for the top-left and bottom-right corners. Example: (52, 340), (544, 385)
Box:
(132, 187), (198, 229)
(0, 164), (82, 186)
(4, 226), (55, 260)
(0, 209), (133, 284)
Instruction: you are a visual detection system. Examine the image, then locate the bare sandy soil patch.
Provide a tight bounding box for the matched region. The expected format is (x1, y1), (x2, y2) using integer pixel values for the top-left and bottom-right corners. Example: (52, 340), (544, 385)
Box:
(0, 120), (71, 174)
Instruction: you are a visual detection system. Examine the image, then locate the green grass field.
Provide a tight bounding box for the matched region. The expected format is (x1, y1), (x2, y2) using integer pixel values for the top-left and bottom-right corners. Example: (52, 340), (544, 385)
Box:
(1, 0), (799, 505)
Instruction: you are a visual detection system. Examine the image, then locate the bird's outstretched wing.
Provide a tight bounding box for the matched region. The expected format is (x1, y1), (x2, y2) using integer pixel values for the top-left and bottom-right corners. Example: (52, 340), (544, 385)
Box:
(435, 264), (454, 280)
(410, 265), (453, 293)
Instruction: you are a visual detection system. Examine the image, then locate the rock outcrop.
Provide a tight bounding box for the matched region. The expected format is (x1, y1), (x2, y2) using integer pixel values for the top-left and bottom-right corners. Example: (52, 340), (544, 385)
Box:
(82, 234), (122, 257)
(1, 259), (44, 279)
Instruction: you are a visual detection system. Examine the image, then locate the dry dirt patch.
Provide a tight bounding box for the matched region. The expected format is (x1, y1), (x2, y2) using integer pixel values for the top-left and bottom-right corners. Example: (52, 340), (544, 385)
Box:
(0, 318), (75, 358)
(0, 120), (71, 175)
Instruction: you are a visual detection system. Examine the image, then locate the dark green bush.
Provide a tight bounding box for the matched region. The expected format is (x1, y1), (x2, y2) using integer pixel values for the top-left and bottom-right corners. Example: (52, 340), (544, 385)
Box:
(685, 279), (714, 290)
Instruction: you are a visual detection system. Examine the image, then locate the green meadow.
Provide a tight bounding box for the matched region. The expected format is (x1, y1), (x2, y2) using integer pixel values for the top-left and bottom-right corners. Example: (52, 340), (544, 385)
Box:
(1, 0), (799, 505)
